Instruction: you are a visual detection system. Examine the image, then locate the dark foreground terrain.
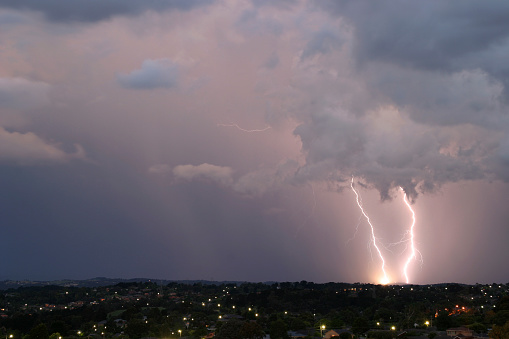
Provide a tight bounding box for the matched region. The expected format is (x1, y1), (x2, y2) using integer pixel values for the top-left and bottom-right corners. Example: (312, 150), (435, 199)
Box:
(1, 279), (508, 339)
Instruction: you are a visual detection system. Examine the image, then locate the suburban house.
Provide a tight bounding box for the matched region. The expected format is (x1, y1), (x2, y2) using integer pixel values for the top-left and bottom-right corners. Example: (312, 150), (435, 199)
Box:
(446, 326), (473, 337)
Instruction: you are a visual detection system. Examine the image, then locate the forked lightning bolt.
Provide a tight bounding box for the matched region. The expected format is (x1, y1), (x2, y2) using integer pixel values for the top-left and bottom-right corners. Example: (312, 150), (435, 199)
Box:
(217, 123), (271, 133)
(350, 177), (390, 285)
(401, 187), (418, 284)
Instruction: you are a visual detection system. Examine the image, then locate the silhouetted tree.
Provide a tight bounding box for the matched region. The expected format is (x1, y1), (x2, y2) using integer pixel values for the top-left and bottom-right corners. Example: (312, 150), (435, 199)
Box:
(351, 317), (369, 336)
(269, 319), (289, 339)
(29, 324), (49, 339)
(216, 319), (244, 339)
(489, 320), (509, 339)
(240, 321), (264, 339)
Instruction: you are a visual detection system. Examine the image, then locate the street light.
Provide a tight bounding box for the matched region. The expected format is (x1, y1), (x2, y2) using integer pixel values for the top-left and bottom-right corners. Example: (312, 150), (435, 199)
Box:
(320, 325), (325, 337)
(391, 326), (396, 331)
(178, 329), (182, 337)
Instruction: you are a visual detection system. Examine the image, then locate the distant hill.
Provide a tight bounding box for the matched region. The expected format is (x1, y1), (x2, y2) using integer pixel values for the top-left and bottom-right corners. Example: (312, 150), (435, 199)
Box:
(0, 277), (255, 290)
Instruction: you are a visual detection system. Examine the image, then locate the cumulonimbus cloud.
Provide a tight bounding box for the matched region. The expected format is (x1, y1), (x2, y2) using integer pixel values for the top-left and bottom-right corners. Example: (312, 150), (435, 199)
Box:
(267, 1), (509, 201)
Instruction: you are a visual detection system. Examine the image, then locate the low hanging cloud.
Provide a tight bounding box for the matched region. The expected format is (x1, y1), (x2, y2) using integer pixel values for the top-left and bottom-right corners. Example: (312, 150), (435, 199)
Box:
(117, 59), (179, 90)
(0, 127), (85, 164)
(0, 77), (50, 110)
(173, 163), (234, 186)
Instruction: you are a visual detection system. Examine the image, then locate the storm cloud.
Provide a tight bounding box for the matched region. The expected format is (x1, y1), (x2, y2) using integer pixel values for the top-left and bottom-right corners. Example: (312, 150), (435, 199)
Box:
(0, 0), (213, 22)
(1, 0), (509, 284)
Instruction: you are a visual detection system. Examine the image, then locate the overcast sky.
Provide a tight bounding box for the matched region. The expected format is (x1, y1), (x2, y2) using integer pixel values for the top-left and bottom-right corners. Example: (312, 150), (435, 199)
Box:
(1, 0), (509, 284)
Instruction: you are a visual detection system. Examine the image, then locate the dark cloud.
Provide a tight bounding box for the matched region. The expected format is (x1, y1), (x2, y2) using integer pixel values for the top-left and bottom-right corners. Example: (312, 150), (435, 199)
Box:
(315, 0), (509, 98)
(276, 0), (509, 202)
(0, 0), (213, 23)
(117, 59), (179, 90)
(367, 66), (504, 127)
(317, 1), (509, 66)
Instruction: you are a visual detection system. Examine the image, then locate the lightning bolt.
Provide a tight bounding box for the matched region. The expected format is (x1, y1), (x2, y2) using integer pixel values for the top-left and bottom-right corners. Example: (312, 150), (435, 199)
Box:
(217, 123), (271, 133)
(350, 177), (390, 285)
(401, 187), (418, 284)
(346, 212), (363, 245)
